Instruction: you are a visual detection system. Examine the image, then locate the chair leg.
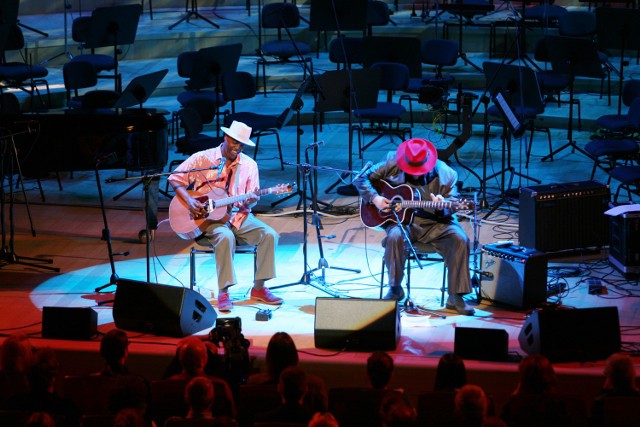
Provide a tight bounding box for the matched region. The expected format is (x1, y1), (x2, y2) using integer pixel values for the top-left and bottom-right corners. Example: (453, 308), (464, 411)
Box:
(380, 257), (386, 299)
(440, 264), (447, 307)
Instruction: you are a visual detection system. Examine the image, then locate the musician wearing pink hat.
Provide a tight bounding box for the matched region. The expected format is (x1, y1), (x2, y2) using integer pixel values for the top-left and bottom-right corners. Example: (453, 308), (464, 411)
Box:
(168, 120), (283, 313)
(354, 138), (474, 315)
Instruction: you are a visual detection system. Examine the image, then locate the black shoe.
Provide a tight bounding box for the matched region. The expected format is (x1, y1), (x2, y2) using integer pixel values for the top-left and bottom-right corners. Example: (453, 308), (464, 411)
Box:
(384, 286), (405, 301)
(446, 294), (475, 316)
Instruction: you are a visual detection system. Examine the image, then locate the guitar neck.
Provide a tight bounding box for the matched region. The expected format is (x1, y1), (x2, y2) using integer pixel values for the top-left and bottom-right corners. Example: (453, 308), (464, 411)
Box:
(399, 200), (455, 210)
(212, 188), (270, 208)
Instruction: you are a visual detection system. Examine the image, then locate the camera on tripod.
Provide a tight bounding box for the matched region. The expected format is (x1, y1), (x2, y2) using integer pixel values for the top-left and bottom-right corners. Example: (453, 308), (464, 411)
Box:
(418, 81), (450, 110)
(209, 317), (251, 384)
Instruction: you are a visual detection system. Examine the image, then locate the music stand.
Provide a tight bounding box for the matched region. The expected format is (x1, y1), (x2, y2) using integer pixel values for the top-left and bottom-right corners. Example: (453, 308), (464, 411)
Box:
(596, 8), (640, 115)
(0, 0), (19, 50)
(314, 68), (380, 194)
(271, 78), (312, 209)
(186, 43), (242, 136)
(442, 0), (494, 71)
(482, 61), (542, 216)
(84, 4), (142, 92)
(541, 35), (604, 162)
(111, 69), (170, 202)
(169, 0), (219, 30)
(362, 36), (423, 80)
(113, 69), (168, 110)
(309, 0), (368, 57)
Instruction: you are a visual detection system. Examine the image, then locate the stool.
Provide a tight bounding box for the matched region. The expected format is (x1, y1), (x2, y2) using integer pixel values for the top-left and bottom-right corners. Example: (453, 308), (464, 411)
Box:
(189, 244), (257, 291)
(610, 165), (640, 202)
(379, 242), (447, 307)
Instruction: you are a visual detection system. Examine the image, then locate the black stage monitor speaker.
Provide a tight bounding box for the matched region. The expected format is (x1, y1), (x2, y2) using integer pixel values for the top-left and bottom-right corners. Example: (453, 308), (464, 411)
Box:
(519, 181), (610, 252)
(481, 243), (548, 309)
(314, 298), (400, 351)
(454, 327), (509, 362)
(113, 279), (216, 338)
(519, 307), (621, 363)
(42, 306), (98, 340)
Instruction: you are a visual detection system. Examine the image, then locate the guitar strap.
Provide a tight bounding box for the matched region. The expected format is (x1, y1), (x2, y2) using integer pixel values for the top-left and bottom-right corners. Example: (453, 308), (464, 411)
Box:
(225, 169), (233, 192)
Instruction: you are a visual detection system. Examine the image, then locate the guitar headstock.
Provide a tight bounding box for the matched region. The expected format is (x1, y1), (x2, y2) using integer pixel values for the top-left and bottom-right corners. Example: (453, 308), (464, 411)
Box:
(272, 183), (296, 195)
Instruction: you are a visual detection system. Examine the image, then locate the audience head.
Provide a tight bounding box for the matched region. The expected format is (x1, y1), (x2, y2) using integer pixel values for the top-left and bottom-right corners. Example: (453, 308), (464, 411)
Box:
(308, 412), (339, 427)
(367, 351), (395, 389)
(278, 366), (308, 404)
(26, 412), (56, 427)
(516, 354), (556, 394)
(434, 352), (467, 392)
(108, 375), (150, 415)
(185, 376), (215, 414)
(1, 333), (35, 374)
(603, 352), (638, 392)
(113, 408), (145, 427)
(178, 337), (209, 375)
(380, 391), (417, 427)
(28, 347), (59, 393)
(455, 384), (489, 426)
(266, 332), (299, 381)
(481, 416), (509, 427)
(100, 329), (129, 371)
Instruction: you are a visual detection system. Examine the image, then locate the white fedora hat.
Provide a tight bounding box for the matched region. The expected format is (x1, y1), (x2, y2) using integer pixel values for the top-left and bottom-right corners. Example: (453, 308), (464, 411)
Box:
(220, 120), (255, 147)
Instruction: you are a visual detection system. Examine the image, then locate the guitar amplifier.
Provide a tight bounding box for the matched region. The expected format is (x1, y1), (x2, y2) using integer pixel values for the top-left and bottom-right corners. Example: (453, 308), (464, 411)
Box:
(519, 181), (610, 252)
(481, 242), (548, 309)
(609, 209), (640, 278)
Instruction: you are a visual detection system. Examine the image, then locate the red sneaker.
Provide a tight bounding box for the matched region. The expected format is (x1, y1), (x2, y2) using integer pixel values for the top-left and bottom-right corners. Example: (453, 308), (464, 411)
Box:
(217, 292), (233, 312)
(250, 287), (283, 305)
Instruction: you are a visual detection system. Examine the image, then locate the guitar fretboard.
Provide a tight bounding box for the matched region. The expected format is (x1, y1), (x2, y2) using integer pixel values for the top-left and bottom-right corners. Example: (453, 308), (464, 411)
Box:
(398, 200), (457, 210)
(208, 188), (272, 210)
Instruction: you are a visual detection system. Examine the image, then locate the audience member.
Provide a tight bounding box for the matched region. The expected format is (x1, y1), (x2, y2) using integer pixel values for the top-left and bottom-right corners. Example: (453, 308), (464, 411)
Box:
(379, 391), (416, 427)
(108, 374), (154, 425)
(308, 412), (340, 427)
(99, 329), (131, 377)
(367, 352), (395, 390)
(480, 416), (508, 427)
(454, 384), (489, 427)
(26, 411), (56, 427)
(589, 352), (640, 427)
(113, 407), (146, 427)
(7, 347), (80, 427)
(434, 353), (467, 392)
(247, 332), (327, 412)
(0, 333), (35, 374)
(500, 354), (569, 427)
(164, 376), (238, 427)
(254, 366), (315, 425)
(167, 337), (236, 419)
(0, 333), (33, 406)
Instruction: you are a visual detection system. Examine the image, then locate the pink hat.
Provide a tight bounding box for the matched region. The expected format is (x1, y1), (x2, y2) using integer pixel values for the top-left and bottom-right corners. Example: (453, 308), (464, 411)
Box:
(395, 138), (438, 175)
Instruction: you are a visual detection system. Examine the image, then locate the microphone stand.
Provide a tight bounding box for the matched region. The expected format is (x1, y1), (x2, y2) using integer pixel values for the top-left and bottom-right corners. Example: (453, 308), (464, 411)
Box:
(388, 208), (446, 318)
(94, 156), (130, 295)
(0, 128), (58, 272)
(271, 160), (363, 295)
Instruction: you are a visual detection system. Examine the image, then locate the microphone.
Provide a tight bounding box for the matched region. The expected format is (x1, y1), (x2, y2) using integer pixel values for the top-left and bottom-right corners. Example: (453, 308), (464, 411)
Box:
(306, 140), (324, 151)
(352, 161), (373, 180)
(470, 268), (493, 279)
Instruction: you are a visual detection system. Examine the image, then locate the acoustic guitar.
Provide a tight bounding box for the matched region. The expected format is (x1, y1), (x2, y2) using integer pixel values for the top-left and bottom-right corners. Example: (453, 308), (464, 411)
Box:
(360, 180), (474, 229)
(169, 183), (294, 239)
